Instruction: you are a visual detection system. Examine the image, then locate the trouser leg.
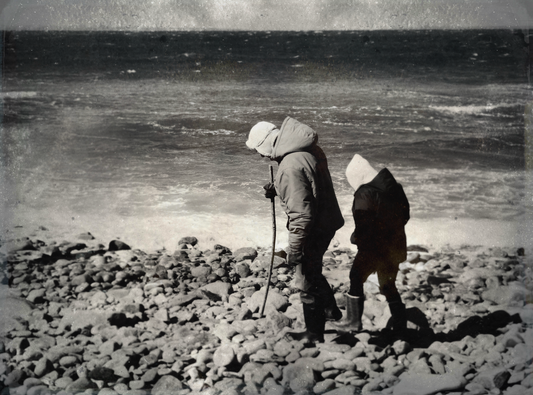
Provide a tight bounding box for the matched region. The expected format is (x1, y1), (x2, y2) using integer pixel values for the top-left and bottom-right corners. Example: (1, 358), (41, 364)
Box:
(348, 250), (376, 297)
(287, 273), (326, 343)
(378, 260), (406, 332)
(298, 231), (340, 321)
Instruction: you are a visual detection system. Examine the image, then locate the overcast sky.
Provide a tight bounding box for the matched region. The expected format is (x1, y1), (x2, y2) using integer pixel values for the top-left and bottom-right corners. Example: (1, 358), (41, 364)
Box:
(0, 0), (532, 31)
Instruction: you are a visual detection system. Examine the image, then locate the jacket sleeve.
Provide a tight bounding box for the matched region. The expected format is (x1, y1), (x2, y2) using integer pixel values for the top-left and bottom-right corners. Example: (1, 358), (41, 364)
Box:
(350, 188), (379, 246)
(395, 184), (410, 225)
(276, 166), (316, 256)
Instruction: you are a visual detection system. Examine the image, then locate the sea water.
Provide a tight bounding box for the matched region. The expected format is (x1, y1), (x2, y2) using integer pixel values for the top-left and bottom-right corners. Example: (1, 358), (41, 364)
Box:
(1, 30), (531, 252)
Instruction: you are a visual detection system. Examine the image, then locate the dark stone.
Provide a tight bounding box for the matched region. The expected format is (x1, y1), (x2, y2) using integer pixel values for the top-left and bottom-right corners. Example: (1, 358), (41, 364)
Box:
(274, 250), (288, 259)
(122, 304), (145, 314)
(493, 370), (511, 389)
(173, 250), (190, 262)
(62, 243), (88, 256)
(108, 312), (141, 328)
(178, 237), (198, 246)
(427, 275), (453, 286)
(154, 265), (168, 279)
(50, 247), (64, 261)
(214, 244), (232, 255)
(517, 248), (525, 256)
(108, 240), (131, 251)
(407, 245), (429, 253)
(89, 366), (116, 382)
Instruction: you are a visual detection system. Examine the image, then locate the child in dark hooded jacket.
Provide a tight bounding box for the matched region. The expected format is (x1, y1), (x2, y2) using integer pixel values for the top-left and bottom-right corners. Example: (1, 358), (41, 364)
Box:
(334, 154), (410, 334)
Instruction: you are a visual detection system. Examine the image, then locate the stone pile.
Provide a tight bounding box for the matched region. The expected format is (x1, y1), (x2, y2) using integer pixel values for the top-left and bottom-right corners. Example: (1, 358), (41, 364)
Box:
(0, 228), (532, 395)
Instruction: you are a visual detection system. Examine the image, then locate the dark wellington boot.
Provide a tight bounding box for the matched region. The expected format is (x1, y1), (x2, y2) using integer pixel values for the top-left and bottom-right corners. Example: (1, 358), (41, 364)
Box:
(388, 300), (407, 334)
(286, 303), (325, 344)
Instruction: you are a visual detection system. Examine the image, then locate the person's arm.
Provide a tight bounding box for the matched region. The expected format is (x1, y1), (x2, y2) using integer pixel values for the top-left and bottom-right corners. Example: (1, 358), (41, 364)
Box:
(277, 167), (315, 265)
(396, 184), (410, 225)
(350, 188), (378, 246)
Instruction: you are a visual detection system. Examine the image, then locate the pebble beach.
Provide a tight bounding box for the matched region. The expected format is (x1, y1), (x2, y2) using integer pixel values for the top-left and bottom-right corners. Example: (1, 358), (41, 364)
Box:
(1, 226), (533, 395)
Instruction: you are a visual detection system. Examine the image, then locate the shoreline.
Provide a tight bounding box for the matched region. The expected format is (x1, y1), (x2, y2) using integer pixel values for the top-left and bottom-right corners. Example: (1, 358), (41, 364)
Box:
(2, 212), (531, 256)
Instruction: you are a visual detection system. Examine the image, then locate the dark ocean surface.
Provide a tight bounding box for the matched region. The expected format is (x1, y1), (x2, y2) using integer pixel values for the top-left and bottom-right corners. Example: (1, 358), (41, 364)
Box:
(1, 30), (531, 251)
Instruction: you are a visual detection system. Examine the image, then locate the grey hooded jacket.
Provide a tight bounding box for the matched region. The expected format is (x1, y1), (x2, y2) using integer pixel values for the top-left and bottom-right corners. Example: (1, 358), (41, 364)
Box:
(271, 117), (344, 256)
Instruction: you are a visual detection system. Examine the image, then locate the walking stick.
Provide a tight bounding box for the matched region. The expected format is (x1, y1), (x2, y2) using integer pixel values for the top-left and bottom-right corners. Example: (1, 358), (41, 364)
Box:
(260, 165), (276, 317)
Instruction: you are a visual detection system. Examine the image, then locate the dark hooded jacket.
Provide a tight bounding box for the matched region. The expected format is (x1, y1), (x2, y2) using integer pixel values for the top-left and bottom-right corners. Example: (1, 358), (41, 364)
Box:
(271, 117), (345, 256)
(350, 168), (410, 253)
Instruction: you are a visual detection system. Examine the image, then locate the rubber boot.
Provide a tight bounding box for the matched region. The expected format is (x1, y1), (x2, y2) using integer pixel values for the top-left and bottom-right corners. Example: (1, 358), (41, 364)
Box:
(331, 294), (363, 332)
(286, 303), (325, 344)
(388, 300), (407, 334)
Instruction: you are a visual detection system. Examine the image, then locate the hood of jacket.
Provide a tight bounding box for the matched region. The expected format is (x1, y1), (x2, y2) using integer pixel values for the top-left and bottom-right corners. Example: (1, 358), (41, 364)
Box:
(366, 167), (400, 192)
(346, 154), (379, 192)
(271, 117), (318, 161)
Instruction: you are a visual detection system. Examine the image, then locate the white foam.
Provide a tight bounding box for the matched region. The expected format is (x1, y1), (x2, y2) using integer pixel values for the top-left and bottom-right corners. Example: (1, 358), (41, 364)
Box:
(1, 91), (38, 98)
(429, 102), (520, 115)
(405, 217), (533, 251)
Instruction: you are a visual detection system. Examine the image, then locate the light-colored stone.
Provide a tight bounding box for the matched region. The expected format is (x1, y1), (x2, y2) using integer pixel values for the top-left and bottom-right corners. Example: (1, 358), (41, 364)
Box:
(247, 288), (289, 313)
(393, 373), (466, 395)
(152, 375), (184, 395)
(321, 385), (359, 395)
(212, 322), (238, 340)
(313, 379), (336, 394)
(200, 281), (233, 298)
(482, 283), (529, 306)
(282, 361), (316, 392)
(214, 344), (236, 367)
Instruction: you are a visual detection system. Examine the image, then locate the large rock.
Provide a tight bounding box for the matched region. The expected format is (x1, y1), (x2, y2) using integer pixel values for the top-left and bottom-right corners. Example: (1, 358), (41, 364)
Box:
(393, 373), (466, 395)
(152, 375), (184, 394)
(178, 237), (198, 246)
(266, 310), (292, 331)
(190, 266), (212, 278)
(250, 255), (286, 273)
(213, 344), (236, 367)
(235, 262), (251, 278)
(212, 322), (239, 340)
(200, 281), (233, 299)
(482, 283), (530, 306)
(60, 308), (111, 331)
(282, 358), (323, 392)
(26, 289), (47, 304)
(247, 288), (289, 313)
(0, 292), (34, 340)
(234, 248), (258, 261)
(108, 240), (131, 251)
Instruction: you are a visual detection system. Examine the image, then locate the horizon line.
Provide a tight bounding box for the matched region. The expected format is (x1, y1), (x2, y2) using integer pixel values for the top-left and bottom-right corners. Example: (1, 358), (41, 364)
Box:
(3, 27), (531, 33)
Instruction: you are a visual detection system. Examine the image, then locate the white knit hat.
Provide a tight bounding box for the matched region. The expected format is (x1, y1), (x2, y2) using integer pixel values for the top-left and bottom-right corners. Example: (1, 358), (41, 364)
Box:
(346, 154), (379, 191)
(246, 122), (278, 156)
